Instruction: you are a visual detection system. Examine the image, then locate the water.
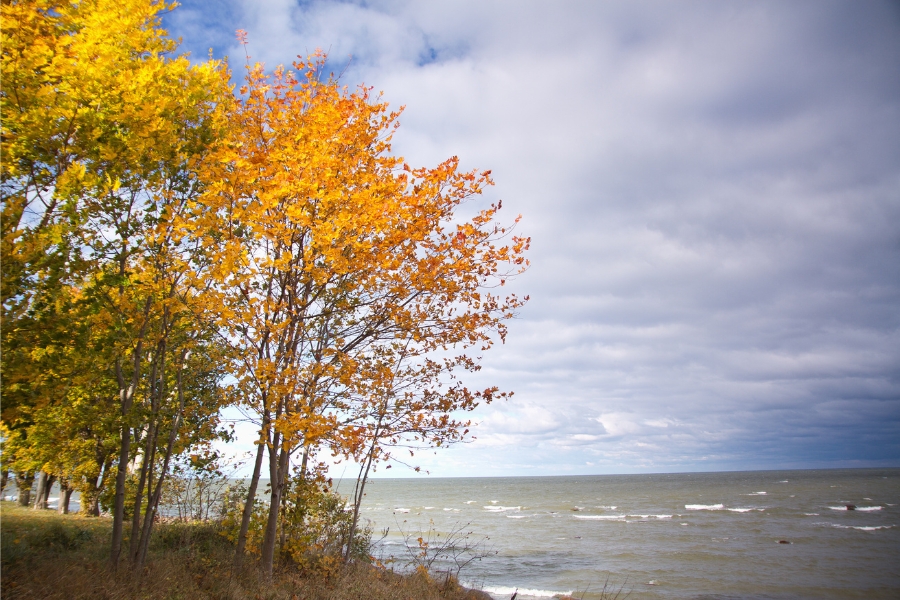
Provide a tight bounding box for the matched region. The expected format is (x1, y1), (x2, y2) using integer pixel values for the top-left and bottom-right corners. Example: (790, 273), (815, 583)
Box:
(337, 469), (900, 600)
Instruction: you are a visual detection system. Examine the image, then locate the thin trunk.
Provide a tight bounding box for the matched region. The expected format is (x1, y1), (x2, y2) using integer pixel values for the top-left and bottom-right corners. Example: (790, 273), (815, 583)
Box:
(130, 353), (161, 560)
(278, 487), (287, 553)
(233, 408), (270, 571)
(33, 471), (48, 510)
(134, 348), (186, 572)
(131, 424), (160, 565)
(110, 298), (152, 570)
(1, 468), (9, 493)
(260, 442), (290, 576)
(91, 454), (115, 517)
(346, 419), (381, 561)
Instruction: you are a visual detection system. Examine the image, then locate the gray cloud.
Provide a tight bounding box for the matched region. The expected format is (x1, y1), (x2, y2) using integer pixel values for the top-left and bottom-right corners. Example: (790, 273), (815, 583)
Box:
(167, 0), (900, 476)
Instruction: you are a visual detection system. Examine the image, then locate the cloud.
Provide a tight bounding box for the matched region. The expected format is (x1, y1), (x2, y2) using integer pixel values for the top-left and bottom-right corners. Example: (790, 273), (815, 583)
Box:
(169, 0), (900, 476)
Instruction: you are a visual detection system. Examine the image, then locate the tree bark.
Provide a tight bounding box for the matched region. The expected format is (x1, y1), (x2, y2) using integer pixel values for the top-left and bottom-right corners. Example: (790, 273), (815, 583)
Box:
(33, 471), (48, 510)
(59, 480), (73, 514)
(110, 298), (151, 570)
(346, 419), (381, 561)
(43, 475), (55, 508)
(15, 471), (34, 506)
(130, 349), (162, 561)
(233, 408), (270, 571)
(259, 441), (290, 577)
(134, 348), (186, 572)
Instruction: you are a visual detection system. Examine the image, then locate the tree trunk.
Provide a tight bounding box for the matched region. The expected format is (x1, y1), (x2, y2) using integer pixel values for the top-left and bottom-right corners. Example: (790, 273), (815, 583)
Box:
(1, 468), (9, 493)
(81, 478), (101, 516)
(43, 475), (55, 508)
(59, 480), (73, 514)
(134, 348), (186, 572)
(15, 471), (34, 506)
(233, 409), (270, 571)
(82, 454), (114, 517)
(130, 351), (161, 561)
(33, 471), (48, 510)
(110, 298), (151, 570)
(346, 421), (380, 561)
(259, 442), (290, 577)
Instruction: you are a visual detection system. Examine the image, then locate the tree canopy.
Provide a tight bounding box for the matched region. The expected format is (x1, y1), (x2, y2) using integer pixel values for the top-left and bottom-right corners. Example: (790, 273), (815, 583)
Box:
(1, 0), (528, 574)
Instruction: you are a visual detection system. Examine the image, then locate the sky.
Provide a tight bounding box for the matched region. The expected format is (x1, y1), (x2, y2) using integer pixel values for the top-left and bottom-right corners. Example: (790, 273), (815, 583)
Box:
(164, 0), (900, 478)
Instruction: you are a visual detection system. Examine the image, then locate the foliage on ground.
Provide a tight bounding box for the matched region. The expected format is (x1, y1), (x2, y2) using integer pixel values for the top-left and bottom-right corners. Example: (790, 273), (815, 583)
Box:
(0, 502), (486, 600)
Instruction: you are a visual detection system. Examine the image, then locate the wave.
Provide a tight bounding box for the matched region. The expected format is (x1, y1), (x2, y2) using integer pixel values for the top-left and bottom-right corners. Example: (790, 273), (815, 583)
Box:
(727, 508), (762, 513)
(476, 585), (574, 598)
(856, 506), (882, 512)
(574, 515), (626, 520)
(444, 508), (461, 512)
(827, 506), (851, 511)
(484, 505), (521, 512)
(627, 514), (672, 519)
(465, 501), (476, 504)
(506, 515), (529, 519)
(747, 491), (767, 495)
(393, 508), (410, 513)
(685, 504), (724, 510)
(817, 523), (895, 531)
(804, 513), (819, 516)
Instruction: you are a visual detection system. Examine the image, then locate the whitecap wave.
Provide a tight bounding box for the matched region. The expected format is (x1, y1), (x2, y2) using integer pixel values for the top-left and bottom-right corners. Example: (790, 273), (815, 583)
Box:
(444, 508), (461, 512)
(574, 514), (626, 520)
(506, 515), (529, 519)
(804, 513), (819, 516)
(465, 501), (476, 504)
(748, 491), (767, 495)
(627, 514), (672, 519)
(827, 506), (851, 511)
(685, 504), (724, 510)
(856, 506), (882, 512)
(727, 508), (753, 513)
(476, 585), (574, 598)
(394, 508), (410, 513)
(484, 505), (521, 512)
(823, 523), (895, 531)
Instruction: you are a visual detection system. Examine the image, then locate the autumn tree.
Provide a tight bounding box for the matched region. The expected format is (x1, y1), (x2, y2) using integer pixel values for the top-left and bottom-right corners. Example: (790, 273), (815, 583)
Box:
(3, 1), (529, 580)
(182, 35), (528, 574)
(1, 0), (232, 569)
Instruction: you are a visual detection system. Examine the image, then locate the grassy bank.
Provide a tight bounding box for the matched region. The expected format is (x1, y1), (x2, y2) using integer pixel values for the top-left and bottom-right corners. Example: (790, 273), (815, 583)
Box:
(0, 502), (489, 600)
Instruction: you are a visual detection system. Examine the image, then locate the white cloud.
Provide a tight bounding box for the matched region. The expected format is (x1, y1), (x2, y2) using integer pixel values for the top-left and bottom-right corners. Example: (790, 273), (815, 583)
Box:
(169, 0), (900, 477)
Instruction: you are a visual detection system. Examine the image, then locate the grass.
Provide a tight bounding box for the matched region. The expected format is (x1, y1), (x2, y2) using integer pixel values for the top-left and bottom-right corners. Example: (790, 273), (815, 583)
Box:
(0, 502), (489, 600)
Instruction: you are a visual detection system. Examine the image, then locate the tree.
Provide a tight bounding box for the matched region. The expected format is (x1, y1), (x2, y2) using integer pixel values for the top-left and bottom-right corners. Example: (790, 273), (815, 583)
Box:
(184, 37), (528, 574)
(2, 0), (232, 570)
(2, 3), (529, 580)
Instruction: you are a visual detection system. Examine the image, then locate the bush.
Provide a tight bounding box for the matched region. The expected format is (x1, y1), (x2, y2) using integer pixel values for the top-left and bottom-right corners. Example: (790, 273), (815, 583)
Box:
(219, 473), (373, 576)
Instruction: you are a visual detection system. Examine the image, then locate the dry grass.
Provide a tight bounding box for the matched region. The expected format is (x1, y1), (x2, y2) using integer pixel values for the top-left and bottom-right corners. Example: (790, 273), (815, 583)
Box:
(0, 502), (485, 600)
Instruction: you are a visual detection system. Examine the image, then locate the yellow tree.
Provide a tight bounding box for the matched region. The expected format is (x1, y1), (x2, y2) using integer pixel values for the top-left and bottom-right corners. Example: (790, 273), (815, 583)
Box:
(1, 0), (231, 569)
(186, 37), (528, 573)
